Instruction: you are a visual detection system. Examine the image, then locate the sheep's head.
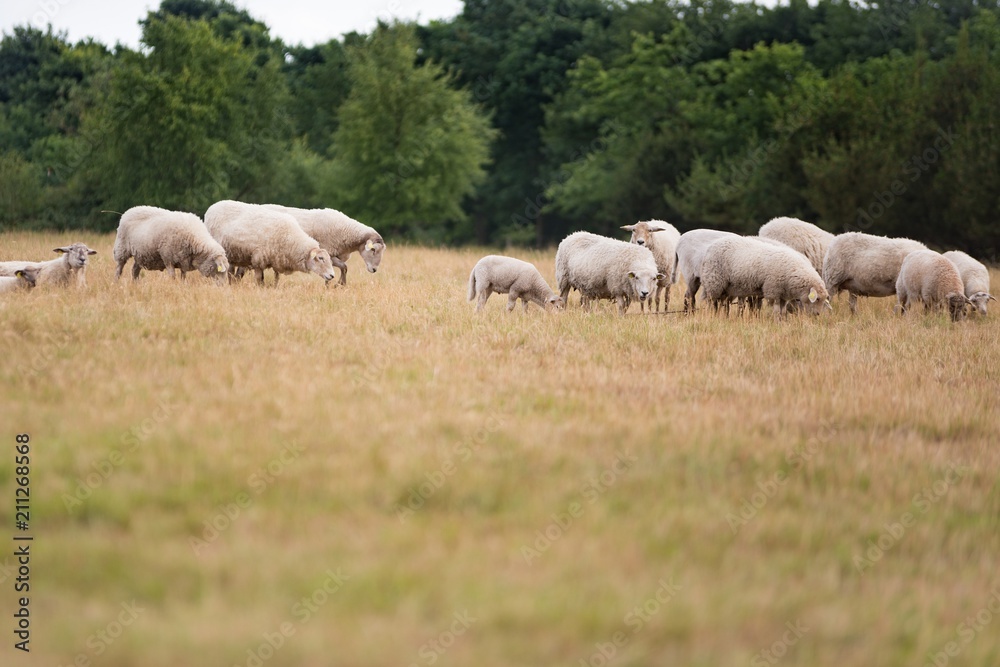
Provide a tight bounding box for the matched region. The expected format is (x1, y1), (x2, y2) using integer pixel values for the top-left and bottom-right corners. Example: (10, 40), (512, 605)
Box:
(627, 269), (664, 304)
(800, 285), (832, 316)
(15, 267), (41, 289)
(967, 291), (995, 317)
(546, 295), (565, 311)
(621, 221), (668, 248)
(307, 247), (337, 282)
(359, 236), (385, 274)
(199, 253), (230, 282)
(54, 243), (97, 269)
(947, 293), (969, 322)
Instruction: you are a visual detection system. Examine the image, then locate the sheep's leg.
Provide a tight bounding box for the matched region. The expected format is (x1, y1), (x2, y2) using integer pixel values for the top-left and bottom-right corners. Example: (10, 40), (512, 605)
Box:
(617, 295), (629, 315)
(848, 292), (858, 314)
(179, 270), (186, 281)
(115, 260), (125, 281)
(506, 293), (518, 312)
(522, 298), (530, 312)
(773, 301), (784, 320)
(166, 265), (176, 279)
(663, 285), (670, 313)
(475, 290), (489, 312)
(685, 277), (700, 312)
(273, 271), (280, 287)
(333, 257), (348, 286)
(235, 267), (246, 280)
(254, 268), (265, 285)
(131, 263), (141, 281)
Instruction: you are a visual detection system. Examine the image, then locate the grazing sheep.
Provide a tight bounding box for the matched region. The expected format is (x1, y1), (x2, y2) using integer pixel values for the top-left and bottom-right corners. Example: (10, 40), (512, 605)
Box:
(942, 250), (994, 316)
(621, 220), (680, 313)
(701, 235), (830, 319)
(758, 216), (834, 275)
(0, 243), (97, 287)
(675, 229), (739, 312)
(262, 204), (384, 286)
(204, 200), (337, 285)
(0, 267), (42, 294)
(555, 231), (663, 315)
(467, 255), (564, 312)
(896, 249), (969, 322)
(823, 232), (927, 314)
(114, 206), (229, 282)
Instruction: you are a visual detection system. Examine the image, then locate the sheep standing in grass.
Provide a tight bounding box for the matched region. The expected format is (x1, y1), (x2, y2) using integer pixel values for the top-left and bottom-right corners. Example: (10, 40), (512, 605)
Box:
(555, 231), (663, 315)
(204, 201), (336, 285)
(467, 255), (564, 312)
(942, 250), (994, 316)
(622, 220), (680, 313)
(0, 243), (97, 287)
(675, 229), (739, 312)
(0, 267), (41, 294)
(114, 206), (229, 282)
(701, 235), (830, 319)
(896, 250), (969, 322)
(262, 204), (384, 286)
(823, 232), (927, 314)
(758, 217), (834, 275)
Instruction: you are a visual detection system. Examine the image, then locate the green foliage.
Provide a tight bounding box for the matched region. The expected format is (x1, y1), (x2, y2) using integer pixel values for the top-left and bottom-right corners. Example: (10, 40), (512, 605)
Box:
(325, 23), (495, 242)
(0, 151), (42, 225)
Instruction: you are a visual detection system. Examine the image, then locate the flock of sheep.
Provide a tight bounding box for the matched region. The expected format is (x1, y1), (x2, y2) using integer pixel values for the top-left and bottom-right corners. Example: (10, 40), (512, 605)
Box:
(471, 217), (994, 321)
(0, 205), (993, 323)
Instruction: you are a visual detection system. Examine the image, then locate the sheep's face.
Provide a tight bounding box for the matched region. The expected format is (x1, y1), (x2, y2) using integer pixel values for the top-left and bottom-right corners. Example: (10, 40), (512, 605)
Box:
(800, 285), (832, 316)
(307, 248), (337, 282)
(968, 291), (994, 316)
(948, 293), (969, 322)
(199, 254), (230, 281)
(627, 270), (663, 304)
(621, 222), (668, 248)
(55, 243), (97, 269)
(360, 237), (385, 274)
(546, 295), (565, 311)
(15, 267), (41, 289)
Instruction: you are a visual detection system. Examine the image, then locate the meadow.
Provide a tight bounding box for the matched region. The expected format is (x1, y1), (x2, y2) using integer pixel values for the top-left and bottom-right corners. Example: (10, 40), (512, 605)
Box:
(1, 231), (999, 667)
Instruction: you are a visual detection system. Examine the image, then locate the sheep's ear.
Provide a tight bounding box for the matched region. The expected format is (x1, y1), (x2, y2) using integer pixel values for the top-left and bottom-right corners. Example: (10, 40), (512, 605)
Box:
(825, 299), (833, 310)
(990, 295), (998, 302)
(364, 239), (375, 251)
(648, 226), (666, 233)
(309, 248), (320, 259)
(628, 272), (637, 279)
(54, 247), (70, 254)
(808, 288), (818, 303)
(87, 249), (97, 255)
(15, 270), (24, 278)
(620, 225), (635, 231)
(656, 273), (666, 281)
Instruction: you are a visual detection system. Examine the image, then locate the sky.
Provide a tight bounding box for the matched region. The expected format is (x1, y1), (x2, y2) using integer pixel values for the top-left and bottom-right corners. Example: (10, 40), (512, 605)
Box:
(3, 0), (466, 47)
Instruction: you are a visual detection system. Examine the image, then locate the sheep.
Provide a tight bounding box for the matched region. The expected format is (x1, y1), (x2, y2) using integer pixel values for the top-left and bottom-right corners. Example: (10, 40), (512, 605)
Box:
(0, 267), (42, 294)
(114, 206), (229, 282)
(555, 231), (663, 315)
(823, 232), (927, 314)
(701, 235), (831, 319)
(675, 229), (739, 312)
(942, 250), (995, 316)
(262, 204), (384, 286)
(621, 220), (680, 313)
(758, 216), (834, 275)
(204, 200), (337, 285)
(467, 255), (564, 312)
(896, 249), (969, 322)
(0, 243), (97, 287)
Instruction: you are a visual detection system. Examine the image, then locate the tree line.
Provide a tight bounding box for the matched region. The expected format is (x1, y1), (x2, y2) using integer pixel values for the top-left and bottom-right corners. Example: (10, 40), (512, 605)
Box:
(2, 0), (999, 253)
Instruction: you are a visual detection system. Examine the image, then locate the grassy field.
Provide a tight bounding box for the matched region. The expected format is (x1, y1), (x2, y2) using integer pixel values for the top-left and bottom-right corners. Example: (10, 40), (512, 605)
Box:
(2, 231), (999, 667)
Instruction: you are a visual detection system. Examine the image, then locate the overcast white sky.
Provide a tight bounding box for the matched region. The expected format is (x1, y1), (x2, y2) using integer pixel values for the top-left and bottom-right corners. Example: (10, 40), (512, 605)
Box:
(3, 0), (466, 47)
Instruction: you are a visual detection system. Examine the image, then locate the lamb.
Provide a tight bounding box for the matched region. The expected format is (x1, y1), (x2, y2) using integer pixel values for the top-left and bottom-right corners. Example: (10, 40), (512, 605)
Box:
(114, 206), (229, 282)
(0, 267), (42, 294)
(758, 216), (834, 275)
(467, 255), (564, 312)
(621, 220), (680, 312)
(700, 235), (831, 319)
(555, 231), (663, 315)
(942, 250), (994, 316)
(262, 204), (384, 286)
(896, 249), (969, 322)
(823, 232), (927, 313)
(675, 229), (739, 312)
(204, 200), (337, 285)
(0, 243), (97, 287)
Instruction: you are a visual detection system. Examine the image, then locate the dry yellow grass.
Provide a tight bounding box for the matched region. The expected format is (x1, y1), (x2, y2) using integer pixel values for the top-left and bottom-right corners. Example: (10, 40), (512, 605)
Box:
(1, 231), (999, 667)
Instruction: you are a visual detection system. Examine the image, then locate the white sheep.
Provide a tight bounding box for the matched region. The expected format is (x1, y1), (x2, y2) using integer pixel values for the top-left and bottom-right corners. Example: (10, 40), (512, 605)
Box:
(204, 200), (336, 285)
(675, 229), (739, 312)
(0, 243), (97, 287)
(262, 204), (384, 286)
(0, 266), (42, 294)
(467, 255), (564, 312)
(896, 249), (969, 322)
(942, 250), (994, 316)
(701, 235), (831, 319)
(621, 220), (680, 313)
(758, 216), (834, 275)
(823, 232), (927, 313)
(555, 231), (663, 315)
(114, 206), (229, 282)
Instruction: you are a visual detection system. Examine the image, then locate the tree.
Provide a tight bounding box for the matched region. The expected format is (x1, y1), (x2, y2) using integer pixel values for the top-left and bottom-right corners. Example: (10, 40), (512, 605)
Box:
(325, 23), (495, 242)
